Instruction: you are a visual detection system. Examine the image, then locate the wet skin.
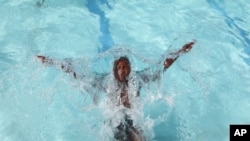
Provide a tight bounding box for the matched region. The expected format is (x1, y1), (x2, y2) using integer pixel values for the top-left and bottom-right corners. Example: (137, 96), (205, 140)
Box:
(115, 60), (131, 108)
(116, 60), (130, 82)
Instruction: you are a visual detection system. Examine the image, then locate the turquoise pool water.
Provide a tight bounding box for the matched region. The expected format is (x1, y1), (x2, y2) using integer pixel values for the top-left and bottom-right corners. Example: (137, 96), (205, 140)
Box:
(0, 0), (250, 141)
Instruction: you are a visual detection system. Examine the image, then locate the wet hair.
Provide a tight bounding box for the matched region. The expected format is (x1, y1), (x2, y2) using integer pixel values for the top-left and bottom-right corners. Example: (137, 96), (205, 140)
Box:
(113, 56), (131, 81)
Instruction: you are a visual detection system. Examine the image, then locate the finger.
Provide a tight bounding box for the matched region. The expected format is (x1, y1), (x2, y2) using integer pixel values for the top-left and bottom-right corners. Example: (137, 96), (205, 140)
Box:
(189, 42), (195, 45)
(36, 55), (44, 59)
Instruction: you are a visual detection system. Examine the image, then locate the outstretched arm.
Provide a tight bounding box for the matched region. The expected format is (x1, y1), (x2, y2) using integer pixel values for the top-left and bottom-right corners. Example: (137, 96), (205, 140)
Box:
(163, 40), (195, 71)
(137, 40), (196, 83)
(36, 55), (79, 79)
(36, 55), (108, 93)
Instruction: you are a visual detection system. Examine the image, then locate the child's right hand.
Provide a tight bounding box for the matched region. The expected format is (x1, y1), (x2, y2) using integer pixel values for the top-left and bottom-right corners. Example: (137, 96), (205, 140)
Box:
(36, 55), (46, 63)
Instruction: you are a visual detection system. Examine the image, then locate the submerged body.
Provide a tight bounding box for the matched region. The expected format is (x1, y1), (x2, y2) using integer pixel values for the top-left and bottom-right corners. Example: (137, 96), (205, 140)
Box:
(36, 41), (195, 141)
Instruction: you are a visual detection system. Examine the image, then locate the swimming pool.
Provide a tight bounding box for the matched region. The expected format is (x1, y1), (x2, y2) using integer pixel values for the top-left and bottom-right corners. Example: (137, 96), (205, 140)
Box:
(0, 0), (250, 141)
